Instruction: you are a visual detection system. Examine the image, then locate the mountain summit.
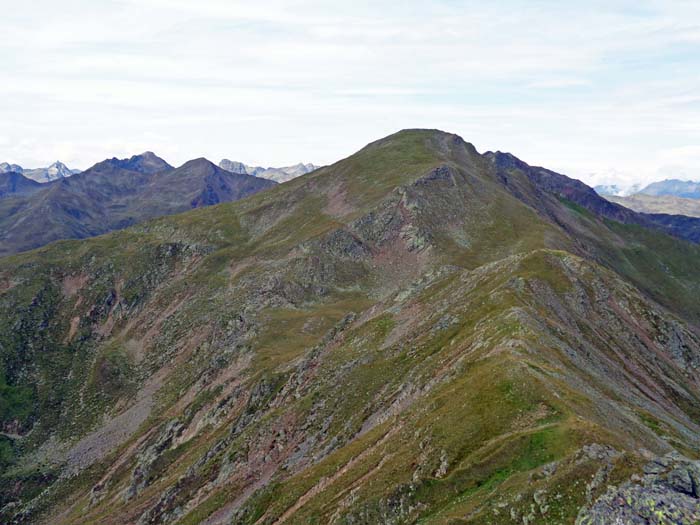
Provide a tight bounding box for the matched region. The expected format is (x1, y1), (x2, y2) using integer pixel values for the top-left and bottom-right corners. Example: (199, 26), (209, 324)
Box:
(219, 158), (318, 182)
(638, 178), (700, 199)
(0, 160), (81, 183)
(0, 162), (23, 174)
(1, 130), (700, 524)
(96, 151), (173, 174)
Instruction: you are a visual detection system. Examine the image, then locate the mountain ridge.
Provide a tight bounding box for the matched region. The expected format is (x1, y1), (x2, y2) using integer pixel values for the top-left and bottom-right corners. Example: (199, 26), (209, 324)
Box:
(97, 151), (173, 175)
(1, 161), (82, 183)
(638, 178), (700, 199)
(0, 154), (275, 256)
(219, 159), (319, 182)
(0, 171), (43, 198)
(1, 129), (700, 524)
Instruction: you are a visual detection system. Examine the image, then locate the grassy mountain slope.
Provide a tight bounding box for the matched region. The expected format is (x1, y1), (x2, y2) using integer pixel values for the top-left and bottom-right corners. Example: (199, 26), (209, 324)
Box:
(1, 130), (699, 524)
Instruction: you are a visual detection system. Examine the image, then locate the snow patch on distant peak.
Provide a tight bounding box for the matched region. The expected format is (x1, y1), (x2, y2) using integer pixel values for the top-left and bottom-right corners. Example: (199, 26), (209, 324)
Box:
(2, 160), (81, 183)
(594, 183), (641, 197)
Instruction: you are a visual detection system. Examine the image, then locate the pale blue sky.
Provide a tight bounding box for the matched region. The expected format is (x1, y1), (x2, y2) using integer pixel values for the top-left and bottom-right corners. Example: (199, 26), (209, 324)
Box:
(1, 0), (699, 189)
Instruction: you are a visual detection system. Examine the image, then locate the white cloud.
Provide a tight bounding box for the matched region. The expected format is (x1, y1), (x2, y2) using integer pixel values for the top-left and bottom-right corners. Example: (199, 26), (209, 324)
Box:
(0, 0), (698, 186)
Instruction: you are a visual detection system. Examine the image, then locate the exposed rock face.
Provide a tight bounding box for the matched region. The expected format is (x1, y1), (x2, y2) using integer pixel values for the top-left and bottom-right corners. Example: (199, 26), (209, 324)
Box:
(577, 453), (700, 524)
(0, 162), (24, 174)
(1, 161), (81, 183)
(98, 152), (172, 175)
(17, 161), (81, 183)
(219, 159), (318, 182)
(125, 419), (185, 501)
(218, 159), (250, 174)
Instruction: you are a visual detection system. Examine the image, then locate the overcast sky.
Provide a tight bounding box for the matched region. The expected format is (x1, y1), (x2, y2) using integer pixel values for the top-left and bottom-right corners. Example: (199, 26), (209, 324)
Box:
(2, 0), (699, 189)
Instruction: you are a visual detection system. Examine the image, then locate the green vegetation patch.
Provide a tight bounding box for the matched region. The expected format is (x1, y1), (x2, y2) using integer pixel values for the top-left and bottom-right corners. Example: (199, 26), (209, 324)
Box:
(0, 371), (34, 426)
(517, 250), (573, 294)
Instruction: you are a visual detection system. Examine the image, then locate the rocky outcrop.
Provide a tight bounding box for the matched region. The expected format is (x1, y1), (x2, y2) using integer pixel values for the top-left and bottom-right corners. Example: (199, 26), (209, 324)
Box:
(577, 452), (700, 524)
(125, 419), (185, 501)
(218, 159), (318, 182)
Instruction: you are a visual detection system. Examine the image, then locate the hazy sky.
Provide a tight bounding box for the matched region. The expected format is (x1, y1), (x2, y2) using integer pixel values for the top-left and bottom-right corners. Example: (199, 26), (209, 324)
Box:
(2, 0), (700, 189)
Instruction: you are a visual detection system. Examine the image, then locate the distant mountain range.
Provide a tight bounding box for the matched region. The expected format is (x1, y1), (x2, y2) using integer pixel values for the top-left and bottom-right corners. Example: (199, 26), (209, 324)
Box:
(596, 178), (700, 216)
(597, 178), (700, 199)
(606, 193), (700, 217)
(0, 160), (81, 183)
(593, 183), (641, 197)
(219, 159), (318, 182)
(636, 179), (700, 199)
(4, 148), (700, 257)
(0, 152), (275, 256)
(1, 157), (319, 185)
(0, 162), (22, 174)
